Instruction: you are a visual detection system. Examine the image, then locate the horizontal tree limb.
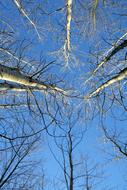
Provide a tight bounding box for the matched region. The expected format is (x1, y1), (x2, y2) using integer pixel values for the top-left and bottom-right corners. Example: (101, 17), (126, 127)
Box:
(0, 64), (66, 94)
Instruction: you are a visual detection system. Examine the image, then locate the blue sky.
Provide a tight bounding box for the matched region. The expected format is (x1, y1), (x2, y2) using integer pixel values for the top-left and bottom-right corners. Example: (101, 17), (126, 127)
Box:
(0, 1), (127, 190)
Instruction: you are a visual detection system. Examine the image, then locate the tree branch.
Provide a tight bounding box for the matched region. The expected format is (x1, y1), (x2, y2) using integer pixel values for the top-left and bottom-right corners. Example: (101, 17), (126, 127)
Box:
(86, 67), (127, 98)
(13, 0), (41, 39)
(0, 64), (66, 94)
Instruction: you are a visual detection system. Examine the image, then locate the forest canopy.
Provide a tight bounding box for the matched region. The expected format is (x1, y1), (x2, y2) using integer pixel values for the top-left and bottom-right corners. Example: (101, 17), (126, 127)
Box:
(0, 0), (127, 189)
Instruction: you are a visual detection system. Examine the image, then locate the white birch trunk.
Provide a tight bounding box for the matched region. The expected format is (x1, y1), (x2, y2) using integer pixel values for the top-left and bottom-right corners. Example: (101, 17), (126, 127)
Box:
(86, 67), (127, 98)
(0, 64), (65, 93)
(93, 35), (127, 74)
(66, 0), (72, 52)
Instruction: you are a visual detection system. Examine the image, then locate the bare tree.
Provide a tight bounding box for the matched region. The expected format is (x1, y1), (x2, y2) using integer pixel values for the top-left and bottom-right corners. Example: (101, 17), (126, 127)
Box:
(0, 119), (45, 190)
(47, 107), (104, 190)
(1, 1), (127, 189)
